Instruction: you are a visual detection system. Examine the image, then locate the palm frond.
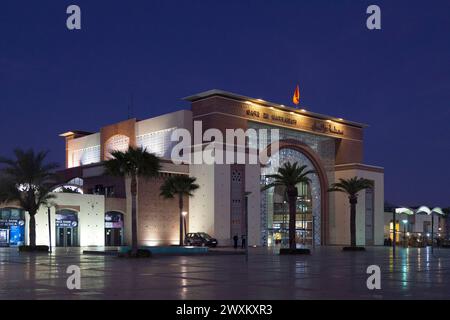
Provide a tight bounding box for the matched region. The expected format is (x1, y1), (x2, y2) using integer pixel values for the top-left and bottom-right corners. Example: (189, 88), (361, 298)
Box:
(261, 162), (315, 192)
(160, 175), (199, 199)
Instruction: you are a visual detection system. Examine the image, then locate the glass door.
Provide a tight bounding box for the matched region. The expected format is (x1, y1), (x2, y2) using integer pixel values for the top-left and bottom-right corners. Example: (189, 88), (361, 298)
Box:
(0, 229), (9, 246)
(56, 227), (78, 247)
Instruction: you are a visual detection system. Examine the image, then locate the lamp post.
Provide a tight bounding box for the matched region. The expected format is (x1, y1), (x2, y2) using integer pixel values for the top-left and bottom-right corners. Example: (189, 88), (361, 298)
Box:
(182, 211), (188, 240)
(244, 192), (252, 263)
(402, 219), (408, 247)
(46, 204), (52, 253)
(392, 209), (396, 258)
(393, 208), (415, 258)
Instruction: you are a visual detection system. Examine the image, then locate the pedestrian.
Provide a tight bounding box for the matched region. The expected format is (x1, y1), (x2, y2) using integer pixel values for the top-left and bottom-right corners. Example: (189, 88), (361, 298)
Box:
(241, 235), (246, 249)
(233, 235), (238, 249)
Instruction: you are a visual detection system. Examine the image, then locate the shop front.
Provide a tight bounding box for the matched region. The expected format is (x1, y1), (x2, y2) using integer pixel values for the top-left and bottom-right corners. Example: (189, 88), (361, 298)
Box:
(0, 207), (25, 247)
(55, 209), (79, 247)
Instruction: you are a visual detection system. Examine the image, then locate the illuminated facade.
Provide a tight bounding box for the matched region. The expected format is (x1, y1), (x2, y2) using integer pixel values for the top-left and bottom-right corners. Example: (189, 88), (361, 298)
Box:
(8, 89), (384, 248)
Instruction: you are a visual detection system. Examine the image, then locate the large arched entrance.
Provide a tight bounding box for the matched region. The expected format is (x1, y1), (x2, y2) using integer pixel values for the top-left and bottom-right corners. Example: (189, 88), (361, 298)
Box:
(261, 139), (329, 246)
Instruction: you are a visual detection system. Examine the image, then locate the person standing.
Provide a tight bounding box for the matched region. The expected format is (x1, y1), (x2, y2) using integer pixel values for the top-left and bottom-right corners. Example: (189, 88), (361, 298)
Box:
(233, 235), (239, 249)
(241, 235), (246, 249)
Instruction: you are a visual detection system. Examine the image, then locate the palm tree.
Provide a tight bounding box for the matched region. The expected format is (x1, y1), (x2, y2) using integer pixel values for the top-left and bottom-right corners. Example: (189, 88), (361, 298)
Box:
(160, 175), (199, 246)
(0, 149), (59, 248)
(261, 162), (315, 250)
(104, 146), (161, 254)
(328, 177), (374, 247)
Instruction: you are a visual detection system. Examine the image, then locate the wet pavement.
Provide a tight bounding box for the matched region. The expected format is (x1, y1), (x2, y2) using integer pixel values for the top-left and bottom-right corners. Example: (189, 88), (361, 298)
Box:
(0, 246), (449, 300)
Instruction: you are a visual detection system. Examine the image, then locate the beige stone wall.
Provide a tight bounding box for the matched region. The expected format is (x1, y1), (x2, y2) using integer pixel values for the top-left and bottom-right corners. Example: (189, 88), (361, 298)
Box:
(134, 175), (188, 246)
(332, 165), (384, 246)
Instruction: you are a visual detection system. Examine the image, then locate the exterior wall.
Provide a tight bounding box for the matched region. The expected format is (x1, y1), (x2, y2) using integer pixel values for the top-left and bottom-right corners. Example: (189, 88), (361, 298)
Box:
(133, 174), (188, 246)
(188, 163), (232, 246)
(189, 164), (216, 237)
(136, 110), (192, 136)
(66, 133), (101, 168)
(30, 193), (105, 247)
(333, 166), (384, 246)
(101, 118), (137, 161)
(335, 139), (363, 164)
(64, 110), (192, 169)
(245, 164), (261, 246)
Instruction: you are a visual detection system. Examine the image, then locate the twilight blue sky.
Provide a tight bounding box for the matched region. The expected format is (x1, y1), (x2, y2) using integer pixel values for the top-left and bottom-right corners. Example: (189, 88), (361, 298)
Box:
(0, 0), (449, 206)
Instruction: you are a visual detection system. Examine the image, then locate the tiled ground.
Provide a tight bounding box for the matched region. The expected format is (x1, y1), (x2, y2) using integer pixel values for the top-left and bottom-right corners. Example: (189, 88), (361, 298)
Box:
(0, 246), (449, 300)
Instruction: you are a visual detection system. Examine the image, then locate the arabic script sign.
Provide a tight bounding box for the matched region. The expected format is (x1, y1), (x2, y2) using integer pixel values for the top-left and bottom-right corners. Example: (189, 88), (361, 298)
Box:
(312, 121), (344, 135)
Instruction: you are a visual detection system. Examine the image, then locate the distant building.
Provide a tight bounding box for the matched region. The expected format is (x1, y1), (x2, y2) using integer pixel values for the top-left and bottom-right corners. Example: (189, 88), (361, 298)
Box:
(383, 204), (447, 246)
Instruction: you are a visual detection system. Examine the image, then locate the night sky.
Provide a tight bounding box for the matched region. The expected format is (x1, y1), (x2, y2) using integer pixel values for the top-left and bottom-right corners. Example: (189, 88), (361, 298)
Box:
(1, 0), (449, 206)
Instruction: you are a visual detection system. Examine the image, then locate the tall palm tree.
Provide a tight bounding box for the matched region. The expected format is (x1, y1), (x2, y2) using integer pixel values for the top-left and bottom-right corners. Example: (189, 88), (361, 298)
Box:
(160, 175), (199, 246)
(261, 162), (315, 250)
(0, 149), (59, 248)
(328, 177), (374, 247)
(104, 146), (161, 254)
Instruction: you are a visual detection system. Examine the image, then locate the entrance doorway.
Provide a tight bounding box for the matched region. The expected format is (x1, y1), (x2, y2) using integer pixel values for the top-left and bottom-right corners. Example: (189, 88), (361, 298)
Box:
(0, 229), (9, 246)
(57, 227), (78, 247)
(268, 182), (314, 247)
(55, 210), (79, 247)
(105, 211), (124, 246)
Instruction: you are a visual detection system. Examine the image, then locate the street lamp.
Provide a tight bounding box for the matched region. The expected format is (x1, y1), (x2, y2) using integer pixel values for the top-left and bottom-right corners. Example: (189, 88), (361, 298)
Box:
(393, 207), (414, 258)
(46, 203), (53, 253)
(244, 191), (252, 263)
(402, 219), (408, 247)
(182, 211), (188, 240)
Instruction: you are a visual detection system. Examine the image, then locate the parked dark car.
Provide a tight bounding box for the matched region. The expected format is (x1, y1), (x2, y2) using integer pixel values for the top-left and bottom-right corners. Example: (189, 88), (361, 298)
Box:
(184, 232), (218, 247)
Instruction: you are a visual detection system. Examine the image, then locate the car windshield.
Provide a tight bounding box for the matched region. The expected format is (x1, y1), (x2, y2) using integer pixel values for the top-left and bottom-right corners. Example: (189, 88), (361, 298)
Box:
(199, 233), (211, 240)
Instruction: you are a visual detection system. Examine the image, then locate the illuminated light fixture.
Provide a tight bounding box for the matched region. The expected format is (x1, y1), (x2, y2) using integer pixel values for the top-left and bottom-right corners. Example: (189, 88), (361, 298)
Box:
(59, 131), (75, 137)
(257, 99), (264, 102)
(245, 101), (253, 105)
(406, 232), (410, 236)
(300, 109), (307, 112)
(338, 118), (344, 121)
(290, 112), (295, 115)
(326, 120), (333, 123)
(416, 206), (444, 216)
(402, 219), (408, 224)
(270, 107), (275, 110)
(280, 104), (285, 107)
(395, 207), (414, 215)
(182, 211), (188, 217)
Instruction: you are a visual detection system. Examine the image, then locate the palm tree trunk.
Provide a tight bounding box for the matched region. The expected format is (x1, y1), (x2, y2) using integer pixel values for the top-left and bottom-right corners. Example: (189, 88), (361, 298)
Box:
(130, 174), (138, 254)
(287, 190), (297, 250)
(29, 212), (36, 247)
(179, 194), (183, 246)
(349, 196), (357, 247)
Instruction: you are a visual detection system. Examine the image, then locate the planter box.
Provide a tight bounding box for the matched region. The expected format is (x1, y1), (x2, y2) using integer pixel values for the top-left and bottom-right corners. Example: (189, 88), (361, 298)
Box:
(342, 246), (366, 252)
(18, 245), (49, 252)
(279, 248), (311, 255)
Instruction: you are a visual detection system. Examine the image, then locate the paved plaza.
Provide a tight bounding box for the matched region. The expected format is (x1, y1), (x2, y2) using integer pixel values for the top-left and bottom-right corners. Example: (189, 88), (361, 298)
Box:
(0, 246), (449, 300)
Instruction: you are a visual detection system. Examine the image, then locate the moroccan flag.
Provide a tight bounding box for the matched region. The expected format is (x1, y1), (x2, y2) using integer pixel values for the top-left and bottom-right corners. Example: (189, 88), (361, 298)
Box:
(293, 85), (300, 105)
